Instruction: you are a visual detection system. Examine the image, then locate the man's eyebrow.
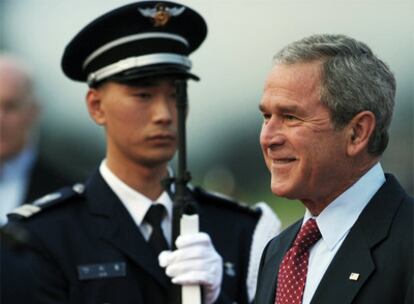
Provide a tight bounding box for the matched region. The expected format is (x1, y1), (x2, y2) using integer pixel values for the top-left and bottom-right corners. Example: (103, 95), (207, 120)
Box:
(258, 103), (301, 113)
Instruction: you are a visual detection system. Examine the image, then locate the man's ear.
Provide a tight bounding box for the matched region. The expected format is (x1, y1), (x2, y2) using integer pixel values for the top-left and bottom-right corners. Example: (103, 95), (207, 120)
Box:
(346, 111), (376, 156)
(86, 88), (106, 125)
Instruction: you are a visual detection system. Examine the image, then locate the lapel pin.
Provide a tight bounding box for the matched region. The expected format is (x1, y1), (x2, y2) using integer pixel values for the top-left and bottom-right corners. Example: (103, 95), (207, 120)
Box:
(224, 262), (236, 277)
(349, 272), (360, 281)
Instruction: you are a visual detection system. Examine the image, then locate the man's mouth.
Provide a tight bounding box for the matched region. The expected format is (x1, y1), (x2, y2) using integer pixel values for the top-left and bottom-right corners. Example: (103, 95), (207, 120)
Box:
(147, 133), (176, 143)
(273, 158), (296, 163)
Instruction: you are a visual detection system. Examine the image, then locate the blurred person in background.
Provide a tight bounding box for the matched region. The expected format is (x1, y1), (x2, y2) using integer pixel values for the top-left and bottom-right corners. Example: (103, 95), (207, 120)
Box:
(2, 2), (280, 304)
(0, 54), (73, 225)
(254, 34), (413, 304)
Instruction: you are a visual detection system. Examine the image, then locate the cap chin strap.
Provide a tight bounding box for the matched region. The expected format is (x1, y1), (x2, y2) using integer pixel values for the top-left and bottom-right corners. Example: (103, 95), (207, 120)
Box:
(86, 53), (192, 85)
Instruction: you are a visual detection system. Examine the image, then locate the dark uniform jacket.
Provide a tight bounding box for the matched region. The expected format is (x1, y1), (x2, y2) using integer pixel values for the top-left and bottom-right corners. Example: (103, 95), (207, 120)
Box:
(1, 157), (75, 303)
(2, 170), (261, 304)
(254, 174), (413, 304)
(25, 157), (75, 204)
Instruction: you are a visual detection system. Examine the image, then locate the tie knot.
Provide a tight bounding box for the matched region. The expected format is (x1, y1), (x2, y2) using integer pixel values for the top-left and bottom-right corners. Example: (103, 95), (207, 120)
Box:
(293, 218), (321, 251)
(145, 204), (166, 227)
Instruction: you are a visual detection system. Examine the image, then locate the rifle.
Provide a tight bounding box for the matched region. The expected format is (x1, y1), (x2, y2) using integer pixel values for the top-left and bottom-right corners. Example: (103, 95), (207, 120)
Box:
(169, 80), (202, 304)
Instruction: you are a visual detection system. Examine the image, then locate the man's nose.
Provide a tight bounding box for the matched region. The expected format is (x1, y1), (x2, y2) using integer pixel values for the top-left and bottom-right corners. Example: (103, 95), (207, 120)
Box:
(152, 97), (174, 124)
(260, 117), (285, 147)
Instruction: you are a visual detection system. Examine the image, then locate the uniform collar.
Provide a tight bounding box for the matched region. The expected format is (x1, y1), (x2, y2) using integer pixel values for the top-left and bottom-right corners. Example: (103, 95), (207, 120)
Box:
(304, 162), (386, 251)
(99, 160), (173, 227)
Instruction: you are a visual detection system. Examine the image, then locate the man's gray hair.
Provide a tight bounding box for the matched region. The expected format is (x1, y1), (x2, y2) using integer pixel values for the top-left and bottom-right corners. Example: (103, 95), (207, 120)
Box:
(273, 34), (396, 156)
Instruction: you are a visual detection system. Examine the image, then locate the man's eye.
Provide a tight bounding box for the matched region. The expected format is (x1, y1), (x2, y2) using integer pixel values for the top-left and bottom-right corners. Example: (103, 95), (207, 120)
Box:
(262, 113), (271, 121)
(284, 114), (297, 121)
(1, 100), (22, 112)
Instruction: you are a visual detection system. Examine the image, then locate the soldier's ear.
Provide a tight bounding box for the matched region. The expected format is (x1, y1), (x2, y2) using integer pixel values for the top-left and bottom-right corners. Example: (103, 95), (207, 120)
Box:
(86, 88), (106, 125)
(346, 111), (376, 157)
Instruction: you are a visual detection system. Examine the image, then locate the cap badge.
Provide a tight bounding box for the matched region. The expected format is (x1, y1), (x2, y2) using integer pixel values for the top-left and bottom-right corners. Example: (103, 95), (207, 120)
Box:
(138, 3), (185, 27)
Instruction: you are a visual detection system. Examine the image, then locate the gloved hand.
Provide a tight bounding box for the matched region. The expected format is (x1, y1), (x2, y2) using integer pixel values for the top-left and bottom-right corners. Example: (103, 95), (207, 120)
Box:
(158, 232), (223, 304)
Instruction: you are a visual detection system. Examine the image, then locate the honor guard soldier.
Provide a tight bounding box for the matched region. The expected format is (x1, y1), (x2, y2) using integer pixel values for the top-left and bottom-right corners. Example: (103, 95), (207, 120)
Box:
(1, 2), (281, 304)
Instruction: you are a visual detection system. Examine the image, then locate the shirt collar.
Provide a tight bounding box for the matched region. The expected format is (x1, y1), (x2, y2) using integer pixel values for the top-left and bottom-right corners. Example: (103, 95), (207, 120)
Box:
(303, 162), (386, 251)
(99, 160), (173, 227)
(0, 146), (36, 180)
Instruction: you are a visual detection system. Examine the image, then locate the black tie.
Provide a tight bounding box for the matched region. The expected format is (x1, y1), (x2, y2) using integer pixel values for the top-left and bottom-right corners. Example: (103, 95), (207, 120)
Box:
(145, 204), (169, 256)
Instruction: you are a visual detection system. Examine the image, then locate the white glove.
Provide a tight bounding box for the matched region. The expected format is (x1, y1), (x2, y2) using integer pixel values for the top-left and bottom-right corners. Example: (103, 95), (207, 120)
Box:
(158, 232), (223, 304)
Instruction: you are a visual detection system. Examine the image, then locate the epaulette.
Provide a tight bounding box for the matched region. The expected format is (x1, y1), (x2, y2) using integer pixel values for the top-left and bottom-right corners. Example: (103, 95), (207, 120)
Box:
(7, 183), (85, 221)
(193, 186), (260, 216)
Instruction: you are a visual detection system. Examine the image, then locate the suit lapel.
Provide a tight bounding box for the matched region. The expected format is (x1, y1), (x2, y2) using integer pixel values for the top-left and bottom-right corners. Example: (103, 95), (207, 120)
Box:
(310, 224), (375, 303)
(85, 170), (169, 289)
(261, 221), (302, 304)
(311, 174), (406, 304)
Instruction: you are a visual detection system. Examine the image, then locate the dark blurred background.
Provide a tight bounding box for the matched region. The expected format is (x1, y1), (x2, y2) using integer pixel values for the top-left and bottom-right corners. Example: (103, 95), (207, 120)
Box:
(1, 0), (412, 228)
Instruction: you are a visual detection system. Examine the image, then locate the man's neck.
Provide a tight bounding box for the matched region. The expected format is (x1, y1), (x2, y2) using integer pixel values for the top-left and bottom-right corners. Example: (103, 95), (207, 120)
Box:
(303, 158), (380, 216)
(105, 157), (168, 201)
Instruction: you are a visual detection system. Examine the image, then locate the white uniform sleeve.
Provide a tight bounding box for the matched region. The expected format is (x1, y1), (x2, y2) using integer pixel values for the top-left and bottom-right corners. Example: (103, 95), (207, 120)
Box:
(246, 202), (282, 302)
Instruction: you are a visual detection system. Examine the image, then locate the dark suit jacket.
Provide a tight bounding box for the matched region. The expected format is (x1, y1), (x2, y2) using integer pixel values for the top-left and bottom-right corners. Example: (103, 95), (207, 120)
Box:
(2, 170), (260, 304)
(254, 174), (413, 304)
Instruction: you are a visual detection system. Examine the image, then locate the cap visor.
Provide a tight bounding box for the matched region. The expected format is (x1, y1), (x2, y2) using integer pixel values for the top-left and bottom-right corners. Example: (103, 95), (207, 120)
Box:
(100, 64), (200, 85)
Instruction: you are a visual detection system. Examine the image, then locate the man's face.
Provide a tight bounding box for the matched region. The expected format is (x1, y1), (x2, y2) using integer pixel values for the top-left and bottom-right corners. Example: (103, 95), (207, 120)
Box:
(259, 62), (349, 205)
(0, 71), (37, 162)
(87, 78), (178, 169)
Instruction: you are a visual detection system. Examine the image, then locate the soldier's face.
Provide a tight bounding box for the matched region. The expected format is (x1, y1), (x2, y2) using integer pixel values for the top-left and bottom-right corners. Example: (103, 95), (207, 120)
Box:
(86, 78), (178, 169)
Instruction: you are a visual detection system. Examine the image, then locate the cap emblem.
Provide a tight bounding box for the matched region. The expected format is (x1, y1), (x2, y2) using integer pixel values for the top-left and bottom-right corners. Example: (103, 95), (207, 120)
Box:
(138, 3), (185, 27)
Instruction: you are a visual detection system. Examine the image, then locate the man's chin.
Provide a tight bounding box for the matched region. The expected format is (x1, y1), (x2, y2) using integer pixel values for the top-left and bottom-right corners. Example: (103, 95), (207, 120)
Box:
(140, 153), (175, 168)
(270, 180), (296, 199)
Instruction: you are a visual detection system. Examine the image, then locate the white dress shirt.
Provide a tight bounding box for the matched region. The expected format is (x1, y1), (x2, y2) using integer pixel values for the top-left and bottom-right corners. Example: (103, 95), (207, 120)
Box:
(99, 160), (173, 245)
(301, 162), (386, 304)
(0, 147), (36, 225)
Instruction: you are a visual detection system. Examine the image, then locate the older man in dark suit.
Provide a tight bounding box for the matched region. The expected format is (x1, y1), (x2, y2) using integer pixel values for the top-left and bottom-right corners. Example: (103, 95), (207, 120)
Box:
(255, 34), (413, 304)
(0, 55), (72, 225)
